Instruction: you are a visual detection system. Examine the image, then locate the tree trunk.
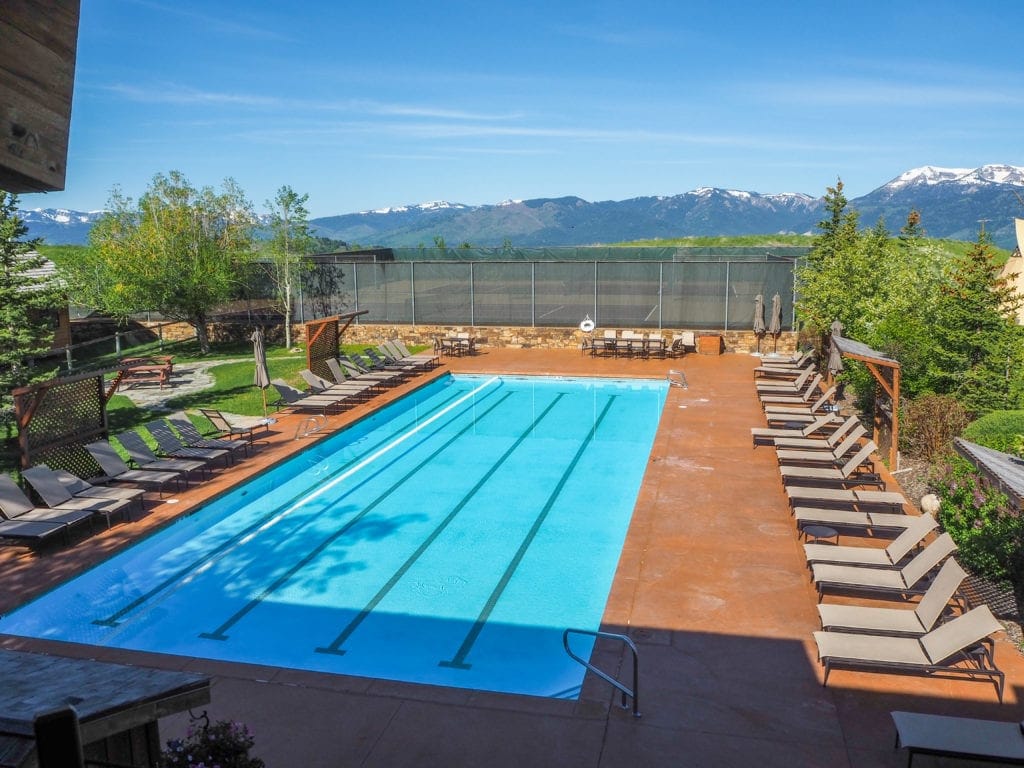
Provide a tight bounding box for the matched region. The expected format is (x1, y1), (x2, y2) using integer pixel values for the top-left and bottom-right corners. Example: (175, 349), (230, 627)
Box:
(284, 282), (292, 349)
(193, 317), (211, 354)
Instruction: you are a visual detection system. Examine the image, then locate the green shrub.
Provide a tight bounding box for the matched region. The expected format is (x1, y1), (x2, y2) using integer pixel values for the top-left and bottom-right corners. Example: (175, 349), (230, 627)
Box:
(961, 410), (1024, 454)
(161, 720), (264, 768)
(932, 457), (1024, 588)
(900, 393), (969, 461)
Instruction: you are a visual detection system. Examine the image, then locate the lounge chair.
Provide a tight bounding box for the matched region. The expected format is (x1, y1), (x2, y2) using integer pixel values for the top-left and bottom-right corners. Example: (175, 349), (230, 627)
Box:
(299, 368), (370, 400)
(197, 409), (275, 444)
(814, 605), (1005, 700)
(323, 359), (380, 397)
(51, 468), (152, 510)
(890, 710), (1024, 764)
(787, 486), (907, 512)
(755, 366), (816, 393)
(337, 356), (405, 387)
(115, 430), (208, 482)
(363, 347), (418, 375)
(758, 373), (822, 402)
(385, 340), (439, 368)
(270, 379), (344, 416)
(144, 419), (233, 468)
(794, 506), (917, 535)
(763, 385), (837, 416)
(751, 414), (838, 447)
(86, 440), (184, 496)
(20, 465), (134, 528)
(753, 351), (815, 378)
(770, 416), (862, 450)
(0, 474), (92, 544)
(803, 513), (938, 568)
(167, 413), (250, 458)
(779, 441), (884, 489)
(812, 532), (957, 600)
(775, 425), (868, 464)
(667, 331), (696, 358)
(817, 558), (968, 635)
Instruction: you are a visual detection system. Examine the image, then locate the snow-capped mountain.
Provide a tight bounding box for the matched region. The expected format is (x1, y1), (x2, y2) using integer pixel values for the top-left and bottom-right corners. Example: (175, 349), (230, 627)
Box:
(19, 164), (1024, 249)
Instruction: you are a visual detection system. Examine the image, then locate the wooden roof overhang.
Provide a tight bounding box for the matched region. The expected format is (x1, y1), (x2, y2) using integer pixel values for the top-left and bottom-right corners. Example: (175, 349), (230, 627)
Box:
(831, 335), (901, 468)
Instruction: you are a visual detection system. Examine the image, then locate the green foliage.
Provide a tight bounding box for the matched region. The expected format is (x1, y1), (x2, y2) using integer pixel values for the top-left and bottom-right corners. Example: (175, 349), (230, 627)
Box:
(932, 457), (1024, 588)
(58, 171), (257, 353)
(927, 231), (1024, 415)
(900, 394), (969, 462)
(962, 410), (1024, 454)
(161, 719), (264, 768)
(0, 190), (59, 436)
(263, 185), (315, 348)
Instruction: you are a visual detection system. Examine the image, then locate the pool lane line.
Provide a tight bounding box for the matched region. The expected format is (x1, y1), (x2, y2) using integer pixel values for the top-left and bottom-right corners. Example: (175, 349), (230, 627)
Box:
(198, 386), (515, 641)
(314, 392), (569, 657)
(439, 394), (617, 671)
(91, 381), (492, 628)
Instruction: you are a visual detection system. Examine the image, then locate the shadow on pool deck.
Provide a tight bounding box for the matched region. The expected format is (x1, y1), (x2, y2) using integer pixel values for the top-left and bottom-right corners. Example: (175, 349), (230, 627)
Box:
(2, 348), (1022, 767)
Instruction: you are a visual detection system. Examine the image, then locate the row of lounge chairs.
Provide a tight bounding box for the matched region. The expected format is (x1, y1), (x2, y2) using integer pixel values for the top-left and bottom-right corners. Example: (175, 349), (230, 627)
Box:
(584, 330), (696, 359)
(0, 410), (274, 550)
(750, 356), (1006, 701)
(272, 341), (439, 417)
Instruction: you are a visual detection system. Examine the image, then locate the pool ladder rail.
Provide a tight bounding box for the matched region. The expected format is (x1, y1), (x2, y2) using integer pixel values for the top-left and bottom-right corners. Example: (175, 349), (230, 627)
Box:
(294, 414), (327, 439)
(563, 628), (641, 718)
(667, 369), (688, 389)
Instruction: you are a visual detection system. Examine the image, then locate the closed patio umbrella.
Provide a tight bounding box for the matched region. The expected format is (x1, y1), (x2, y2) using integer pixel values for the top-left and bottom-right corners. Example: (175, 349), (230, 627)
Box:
(828, 319), (844, 376)
(752, 294), (766, 355)
(767, 293), (783, 352)
(251, 328), (270, 416)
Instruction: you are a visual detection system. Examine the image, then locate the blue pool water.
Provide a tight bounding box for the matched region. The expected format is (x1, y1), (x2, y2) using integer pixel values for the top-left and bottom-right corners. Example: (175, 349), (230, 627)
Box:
(0, 374), (667, 698)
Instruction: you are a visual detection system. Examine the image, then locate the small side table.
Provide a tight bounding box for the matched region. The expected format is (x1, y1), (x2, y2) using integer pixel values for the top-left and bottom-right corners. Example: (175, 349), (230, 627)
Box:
(801, 524), (839, 545)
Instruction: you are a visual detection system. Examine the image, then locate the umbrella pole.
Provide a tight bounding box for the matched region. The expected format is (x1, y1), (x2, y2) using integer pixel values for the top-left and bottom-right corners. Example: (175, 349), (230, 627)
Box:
(261, 387), (267, 417)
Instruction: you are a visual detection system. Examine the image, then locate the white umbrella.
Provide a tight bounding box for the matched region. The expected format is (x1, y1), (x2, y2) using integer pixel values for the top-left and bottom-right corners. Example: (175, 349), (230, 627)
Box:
(251, 328), (270, 416)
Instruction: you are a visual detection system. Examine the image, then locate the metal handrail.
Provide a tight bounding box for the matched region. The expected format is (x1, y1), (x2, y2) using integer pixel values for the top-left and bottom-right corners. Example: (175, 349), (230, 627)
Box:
(294, 415), (325, 439)
(562, 628), (641, 718)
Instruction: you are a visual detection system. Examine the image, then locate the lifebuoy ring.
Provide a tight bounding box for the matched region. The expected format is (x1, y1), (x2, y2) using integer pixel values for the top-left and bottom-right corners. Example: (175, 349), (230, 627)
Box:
(579, 317), (595, 333)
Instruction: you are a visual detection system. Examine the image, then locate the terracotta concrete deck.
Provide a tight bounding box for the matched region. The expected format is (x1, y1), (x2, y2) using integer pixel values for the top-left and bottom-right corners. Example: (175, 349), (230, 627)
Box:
(2, 348), (1022, 767)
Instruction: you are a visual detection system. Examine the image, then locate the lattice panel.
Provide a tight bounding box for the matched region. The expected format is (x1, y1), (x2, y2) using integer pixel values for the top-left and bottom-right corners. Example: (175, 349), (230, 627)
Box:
(305, 317), (339, 382)
(14, 373), (107, 471)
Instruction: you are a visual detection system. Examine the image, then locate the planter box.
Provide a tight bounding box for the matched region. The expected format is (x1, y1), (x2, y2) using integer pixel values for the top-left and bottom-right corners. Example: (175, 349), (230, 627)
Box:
(698, 335), (723, 355)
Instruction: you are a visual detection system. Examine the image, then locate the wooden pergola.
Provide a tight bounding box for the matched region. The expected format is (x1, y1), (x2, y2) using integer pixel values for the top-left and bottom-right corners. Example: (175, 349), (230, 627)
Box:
(829, 335), (901, 468)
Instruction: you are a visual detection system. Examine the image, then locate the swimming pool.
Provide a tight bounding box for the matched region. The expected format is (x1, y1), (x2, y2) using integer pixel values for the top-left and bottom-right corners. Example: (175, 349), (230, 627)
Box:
(0, 374), (667, 699)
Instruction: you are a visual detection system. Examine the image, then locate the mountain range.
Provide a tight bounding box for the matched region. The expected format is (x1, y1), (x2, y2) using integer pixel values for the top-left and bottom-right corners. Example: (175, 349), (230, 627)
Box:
(20, 164), (1024, 250)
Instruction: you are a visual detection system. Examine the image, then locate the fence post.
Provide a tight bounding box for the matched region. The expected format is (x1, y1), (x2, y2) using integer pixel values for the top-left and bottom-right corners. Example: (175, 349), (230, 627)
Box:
(158, 323), (164, 350)
(64, 346), (72, 372)
(115, 331), (122, 357)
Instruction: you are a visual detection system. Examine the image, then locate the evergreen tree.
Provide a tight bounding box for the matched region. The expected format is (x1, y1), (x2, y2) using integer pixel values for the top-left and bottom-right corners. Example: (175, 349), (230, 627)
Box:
(0, 190), (58, 437)
(928, 231), (1024, 414)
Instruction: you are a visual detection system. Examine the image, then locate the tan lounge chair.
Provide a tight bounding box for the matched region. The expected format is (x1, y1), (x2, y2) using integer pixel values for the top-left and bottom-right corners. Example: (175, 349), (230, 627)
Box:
(763, 385), (837, 416)
(803, 513), (938, 568)
(891, 710), (1024, 764)
(755, 367), (816, 392)
(759, 375), (824, 405)
(814, 605), (1005, 700)
(776, 425), (868, 465)
(817, 558), (968, 635)
(771, 417), (863, 450)
(812, 533), (957, 600)
(794, 506), (916, 535)
(779, 441), (883, 489)
(786, 486), (907, 512)
(751, 414), (838, 447)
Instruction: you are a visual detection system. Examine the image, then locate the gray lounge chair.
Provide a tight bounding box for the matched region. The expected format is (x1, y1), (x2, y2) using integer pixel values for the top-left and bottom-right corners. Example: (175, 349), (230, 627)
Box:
(86, 440), (184, 496)
(755, 366), (816, 392)
(144, 419), (233, 468)
(803, 513), (938, 568)
(51, 469), (151, 510)
(168, 412), (250, 458)
(20, 466), (133, 529)
(779, 441), (884, 489)
(814, 605), (1005, 700)
(891, 710), (1024, 764)
(776, 426), (869, 466)
(323, 359), (379, 397)
(270, 379), (341, 417)
(0, 474), (92, 543)
(772, 418), (864, 451)
(115, 430), (208, 482)
(299, 369), (368, 401)
(384, 340), (438, 369)
(197, 409), (275, 444)
(812, 533), (957, 600)
(817, 558), (968, 635)
(759, 375), (824, 405)
(751, 414), (838, 447)
(763, 385), (837, 416)
(337, 355), (405, 387)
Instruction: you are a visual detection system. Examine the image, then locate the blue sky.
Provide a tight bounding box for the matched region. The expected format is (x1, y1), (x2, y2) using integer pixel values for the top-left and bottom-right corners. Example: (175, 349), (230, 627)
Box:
(23, 0), (1024, 218)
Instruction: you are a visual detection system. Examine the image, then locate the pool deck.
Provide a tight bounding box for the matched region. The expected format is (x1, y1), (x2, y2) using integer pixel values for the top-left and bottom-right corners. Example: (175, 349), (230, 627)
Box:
(2, 348), (1023, 767)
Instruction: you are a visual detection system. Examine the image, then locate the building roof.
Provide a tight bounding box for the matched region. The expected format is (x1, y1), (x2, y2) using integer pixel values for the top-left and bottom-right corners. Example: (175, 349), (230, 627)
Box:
(953, 437), (1024, 509)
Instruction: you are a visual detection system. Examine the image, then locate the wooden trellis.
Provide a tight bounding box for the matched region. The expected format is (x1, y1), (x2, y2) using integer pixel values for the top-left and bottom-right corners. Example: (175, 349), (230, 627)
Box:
(304, 310), (368, 381)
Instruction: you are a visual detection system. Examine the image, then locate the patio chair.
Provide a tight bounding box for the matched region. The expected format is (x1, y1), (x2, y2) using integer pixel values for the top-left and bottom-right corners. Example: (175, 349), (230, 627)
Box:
(197, 409), (274, 445)
(814, 605), (1005, 700)
(779, 441), (884, 489)
(759, 375), (826, 407)
(755, 367), (816, 393)
(270, 379), (344, 417)
(817, 558), (968, 635)
(787, 486), (907, 512)
(803, 513), (938, 568)
(751, 414), (839, 447)
(85, 440), (184, 496)
(364, 347), (418, 375)
(890, 710), (1024, 764)
(144, 419), (233, 468)
(0, 474), (92, 543)
(763, 385), (837, 416)
(754, 349), (814, 375)
(322, 359), (380, 398)
(387, 340), (439, 368)
(20, 465), (135, 528)
(811, 532), (957, 600)
(49, 468), (152, 511)
(775, 426), (869, 465)
(770, 415), (862, 450)
(115, 430), (208, 482)
(337, 356), (405, 387)
(794, 506), (918, 535)
(167, 412), (250, 458)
